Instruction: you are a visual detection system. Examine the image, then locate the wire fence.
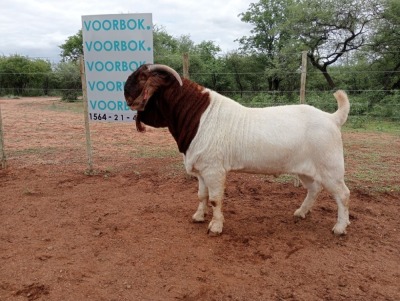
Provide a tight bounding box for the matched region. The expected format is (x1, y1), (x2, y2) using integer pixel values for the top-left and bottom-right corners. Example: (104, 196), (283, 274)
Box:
(0, 86), (399, 128)
(0, 53), (399, 126)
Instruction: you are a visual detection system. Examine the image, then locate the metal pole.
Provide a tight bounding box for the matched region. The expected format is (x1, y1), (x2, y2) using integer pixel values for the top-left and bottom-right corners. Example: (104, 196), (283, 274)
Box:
(300, 51), (308, 104)
(80, 56), (94, 174)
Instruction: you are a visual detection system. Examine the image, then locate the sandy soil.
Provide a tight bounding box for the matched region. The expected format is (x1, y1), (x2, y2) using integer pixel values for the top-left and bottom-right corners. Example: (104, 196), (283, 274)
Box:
(0, 97), (399, 301)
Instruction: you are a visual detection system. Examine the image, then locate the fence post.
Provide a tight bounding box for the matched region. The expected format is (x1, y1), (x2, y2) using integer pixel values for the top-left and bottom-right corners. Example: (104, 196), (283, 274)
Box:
(79, 56), (94, 174)
(300, 51), (308, 104)
(0, 104), (6, 169)
(183, 53), (190, 79)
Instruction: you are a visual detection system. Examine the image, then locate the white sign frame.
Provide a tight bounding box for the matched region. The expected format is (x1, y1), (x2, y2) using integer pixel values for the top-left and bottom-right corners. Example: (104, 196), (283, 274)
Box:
(82, 13), (153, 122)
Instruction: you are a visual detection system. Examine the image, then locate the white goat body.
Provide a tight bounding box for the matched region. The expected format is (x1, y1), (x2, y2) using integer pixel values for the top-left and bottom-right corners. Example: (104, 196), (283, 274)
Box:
(187, 91), (345, 174)
(185, 90), (350, 235)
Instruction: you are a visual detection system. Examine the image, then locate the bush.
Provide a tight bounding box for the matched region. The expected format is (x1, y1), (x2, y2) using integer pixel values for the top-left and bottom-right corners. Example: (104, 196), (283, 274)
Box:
(347, 116), (369, 129)
(53, 62), (81, 101)
(61, 89), (80, 102)
(0, 55), (52, 96)
(306, 93), (338, 113)
(236, 92), (297, 107)
(347, 94), (369, 115)
(369, 92), (400, 120)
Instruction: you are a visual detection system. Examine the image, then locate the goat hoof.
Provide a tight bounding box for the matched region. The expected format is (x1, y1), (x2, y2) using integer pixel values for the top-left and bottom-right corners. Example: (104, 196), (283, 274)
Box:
(193, 218), (205, 223)
(207, 229), (221, 236)
(207, 220), (223, 236)
(192, 210), (207, 223)
(293, 209), (306, 219)
(332, 223), (347, 235)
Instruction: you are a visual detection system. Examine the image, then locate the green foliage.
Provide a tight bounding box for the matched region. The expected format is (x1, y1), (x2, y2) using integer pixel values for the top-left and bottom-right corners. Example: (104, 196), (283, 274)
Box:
(370, 91), (400, 119)
(240, 0), (383, 88)
(52, 62), (81, 101)
(347, 116), (369, 129)
(237, 92), (297, 107)
(153, 26), (181, 68)
(0, 55), (52, 96)
(304, 92), (339, 113)
(344, 117), (400, 133)
(59, 30), (83, 62)
(238, 0), (300, 91)
(238, 0), (294, 55)
(369, 0), (400, 90)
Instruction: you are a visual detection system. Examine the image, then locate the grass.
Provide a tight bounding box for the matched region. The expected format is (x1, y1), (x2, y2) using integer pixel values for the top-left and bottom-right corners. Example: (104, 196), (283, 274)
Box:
(5, 95), (20, 99)
(345, 116), (400, 134)
(46, 100), (84, 114)
(15, 98), (84, 114)
(274, 174), (299, 184)
(11, 147), (58, 157)
(130, 145), (179, 159)
(374, 185), (400, 193)
(343, 130), (400, 192)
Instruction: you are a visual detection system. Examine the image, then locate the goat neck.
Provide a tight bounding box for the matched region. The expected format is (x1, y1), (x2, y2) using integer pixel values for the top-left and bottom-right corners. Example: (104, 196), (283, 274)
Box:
(137, 78), (210, 154)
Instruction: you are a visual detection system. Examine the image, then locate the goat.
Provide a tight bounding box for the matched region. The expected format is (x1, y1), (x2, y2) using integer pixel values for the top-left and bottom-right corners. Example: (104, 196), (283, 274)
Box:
(124, 64), (351, 236)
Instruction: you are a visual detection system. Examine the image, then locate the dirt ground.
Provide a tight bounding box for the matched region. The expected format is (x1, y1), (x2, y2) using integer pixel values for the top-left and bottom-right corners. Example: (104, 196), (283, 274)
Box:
(0, 97), (399, 301)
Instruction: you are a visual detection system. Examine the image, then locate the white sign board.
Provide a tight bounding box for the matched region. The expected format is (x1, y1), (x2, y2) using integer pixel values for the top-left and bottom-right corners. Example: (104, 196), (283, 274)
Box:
(82, 13), (153, 122)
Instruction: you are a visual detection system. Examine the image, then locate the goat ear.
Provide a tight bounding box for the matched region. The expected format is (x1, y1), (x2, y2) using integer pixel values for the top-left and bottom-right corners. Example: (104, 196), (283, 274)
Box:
(125, 78), (157, 111)
(129, 65), (178, 111)
(141, 78), (159, 101)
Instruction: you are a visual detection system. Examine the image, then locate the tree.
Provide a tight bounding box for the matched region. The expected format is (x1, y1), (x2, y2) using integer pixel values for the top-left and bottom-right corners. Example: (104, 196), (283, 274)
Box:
(59, 30), (83, 62)
(370, 0), (400, 90)
(53, 62), (81, 101)
(224, 52), (267, 97)
(152, 26), (226, 90)
(239, 0), (384, 88)
(153, 25), (179, 62)
(286, 0), (383, 88)
(191, 41), (222, 89)
(238, 0), (295, 91)
(27, 59), (53, 96)
(0, 55), (30, 95)
(0, 55), (52, 96)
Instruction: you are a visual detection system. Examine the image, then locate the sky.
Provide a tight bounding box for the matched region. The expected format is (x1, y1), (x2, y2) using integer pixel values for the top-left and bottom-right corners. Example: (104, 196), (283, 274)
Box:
(0, 0), (255, 62)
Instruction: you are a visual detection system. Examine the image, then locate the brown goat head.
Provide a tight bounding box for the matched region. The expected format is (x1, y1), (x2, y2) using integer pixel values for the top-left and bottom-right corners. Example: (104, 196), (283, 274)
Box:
(124, 64), (182, 111)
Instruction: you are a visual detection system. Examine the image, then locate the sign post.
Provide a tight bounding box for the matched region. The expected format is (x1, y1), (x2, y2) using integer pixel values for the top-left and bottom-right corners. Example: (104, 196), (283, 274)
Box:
(0, 104), (6, 169)
(300, 51), (308, 104)
(80, 56), (93, 174)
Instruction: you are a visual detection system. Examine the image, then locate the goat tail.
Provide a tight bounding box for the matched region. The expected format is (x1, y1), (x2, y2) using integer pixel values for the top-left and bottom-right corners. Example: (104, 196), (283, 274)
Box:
(332, 90), (350, 126)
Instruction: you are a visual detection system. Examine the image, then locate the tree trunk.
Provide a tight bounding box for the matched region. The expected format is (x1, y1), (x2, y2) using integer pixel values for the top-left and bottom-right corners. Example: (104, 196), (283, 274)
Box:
(273, 77), (280, 90)
(386, 61), (400, 90)
(234, 74), (243, 98)
(308, 54), (336, 89)
(321, 70), (336, 89)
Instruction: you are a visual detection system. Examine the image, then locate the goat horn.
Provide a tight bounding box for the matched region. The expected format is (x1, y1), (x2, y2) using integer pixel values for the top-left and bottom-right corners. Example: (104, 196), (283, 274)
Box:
(148, 64), (183, 86)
